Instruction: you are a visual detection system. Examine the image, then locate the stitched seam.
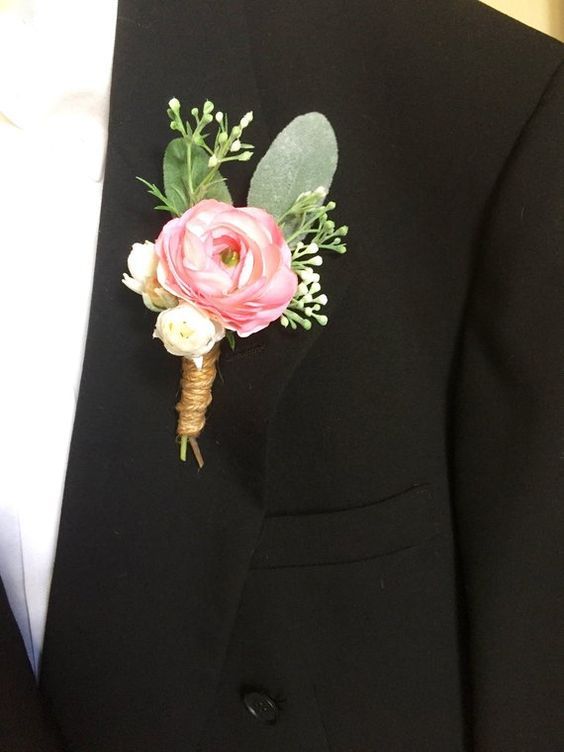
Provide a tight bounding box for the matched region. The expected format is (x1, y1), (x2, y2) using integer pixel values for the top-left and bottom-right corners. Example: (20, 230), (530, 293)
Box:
(456, 55), (564, 342)
(250, 531), (443, 571)
(312, 682), (334, 752)
(263, 482), (432, 520)
(446, 54), (564, 491)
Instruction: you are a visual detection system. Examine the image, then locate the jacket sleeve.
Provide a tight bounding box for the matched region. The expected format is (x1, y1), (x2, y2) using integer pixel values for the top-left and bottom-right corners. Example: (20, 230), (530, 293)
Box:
(0, 578), (65, 751)
(451, 57), (564, 751)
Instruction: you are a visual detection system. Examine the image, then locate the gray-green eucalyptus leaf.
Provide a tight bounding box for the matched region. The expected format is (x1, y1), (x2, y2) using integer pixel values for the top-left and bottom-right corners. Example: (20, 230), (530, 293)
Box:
(247, 112), (338, 219)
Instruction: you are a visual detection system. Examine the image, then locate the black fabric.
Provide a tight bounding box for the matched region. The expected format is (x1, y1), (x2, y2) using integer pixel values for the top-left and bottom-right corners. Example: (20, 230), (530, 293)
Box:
(1, 0), (564, 749)
(452, 55), (564, 748)
(0, 580), (64, 751)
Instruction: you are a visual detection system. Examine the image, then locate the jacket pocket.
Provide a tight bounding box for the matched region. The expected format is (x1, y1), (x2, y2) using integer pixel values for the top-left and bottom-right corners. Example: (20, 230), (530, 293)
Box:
(250, 483), (439, 569)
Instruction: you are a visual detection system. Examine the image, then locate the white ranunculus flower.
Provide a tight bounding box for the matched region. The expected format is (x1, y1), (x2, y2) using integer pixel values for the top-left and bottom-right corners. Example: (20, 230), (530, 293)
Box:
(122, 240), (177, 312)
(153, 302), (225, 367)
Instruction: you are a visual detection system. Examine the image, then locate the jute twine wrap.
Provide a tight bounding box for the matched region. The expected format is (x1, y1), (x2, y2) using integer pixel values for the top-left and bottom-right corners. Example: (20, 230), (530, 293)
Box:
(176, 341), (221, 468)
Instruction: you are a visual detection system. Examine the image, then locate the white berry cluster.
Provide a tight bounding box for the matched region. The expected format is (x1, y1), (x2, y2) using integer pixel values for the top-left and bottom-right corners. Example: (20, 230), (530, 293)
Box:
(279, 187), (348, 330)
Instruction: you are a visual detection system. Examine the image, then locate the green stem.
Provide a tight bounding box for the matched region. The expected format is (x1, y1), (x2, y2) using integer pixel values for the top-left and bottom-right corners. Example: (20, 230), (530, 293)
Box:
(186, 138), (194, 200)
(179, 435), (188, 462)
(286, 211), (323, 244)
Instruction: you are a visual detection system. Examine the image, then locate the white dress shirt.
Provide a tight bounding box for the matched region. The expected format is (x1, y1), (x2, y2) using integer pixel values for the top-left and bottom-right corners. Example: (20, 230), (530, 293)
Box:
(0, 0), (118, 676)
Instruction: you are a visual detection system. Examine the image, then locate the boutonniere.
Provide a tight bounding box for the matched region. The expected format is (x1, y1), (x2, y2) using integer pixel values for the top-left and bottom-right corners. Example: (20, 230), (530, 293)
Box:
(123, 98), (349, 467)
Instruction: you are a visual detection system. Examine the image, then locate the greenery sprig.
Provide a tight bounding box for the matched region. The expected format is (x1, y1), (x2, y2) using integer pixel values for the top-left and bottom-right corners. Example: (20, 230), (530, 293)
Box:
(137, 98), (254, 216)
(278, 188), (348, 330)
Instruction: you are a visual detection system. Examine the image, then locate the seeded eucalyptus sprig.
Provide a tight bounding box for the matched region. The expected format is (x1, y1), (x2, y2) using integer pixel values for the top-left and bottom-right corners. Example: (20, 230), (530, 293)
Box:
(137, 98), (255, 216)
(277, 188), (348, 330)
(278, 188), (348, 255)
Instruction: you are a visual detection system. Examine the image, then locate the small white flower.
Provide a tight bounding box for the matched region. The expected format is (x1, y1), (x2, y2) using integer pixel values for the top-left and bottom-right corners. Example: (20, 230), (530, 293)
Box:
(168, 97), (180, 112)
(297, 268), (320, 283)
(230, 139), (241, 152)
(240, 111), (253, 128)
(122, 241), (176, 312)
(153, 303), (225, 364)
(215, 110), (224, 122)
(208, 154), (219, 168)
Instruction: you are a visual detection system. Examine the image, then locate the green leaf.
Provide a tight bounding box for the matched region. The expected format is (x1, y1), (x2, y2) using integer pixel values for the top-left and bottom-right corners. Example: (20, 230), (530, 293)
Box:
(136, 176), (178, 214)
(163, 138), (231, 214)
(224, 329), (236, 351)
(163, 138), (192, 214)
(247, 112), (338, 219)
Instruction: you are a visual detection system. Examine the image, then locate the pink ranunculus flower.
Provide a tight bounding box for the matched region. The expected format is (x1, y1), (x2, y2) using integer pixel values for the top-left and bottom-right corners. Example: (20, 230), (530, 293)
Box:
(155, 199), (298, 337)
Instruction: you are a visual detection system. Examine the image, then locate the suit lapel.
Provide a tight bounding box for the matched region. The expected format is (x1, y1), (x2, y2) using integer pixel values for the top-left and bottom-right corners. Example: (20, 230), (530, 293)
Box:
(39, 0), (356, 748)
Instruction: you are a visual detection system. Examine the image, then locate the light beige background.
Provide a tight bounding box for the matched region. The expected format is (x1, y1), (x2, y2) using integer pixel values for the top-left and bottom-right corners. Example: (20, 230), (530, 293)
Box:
(481, 0), (564, 41)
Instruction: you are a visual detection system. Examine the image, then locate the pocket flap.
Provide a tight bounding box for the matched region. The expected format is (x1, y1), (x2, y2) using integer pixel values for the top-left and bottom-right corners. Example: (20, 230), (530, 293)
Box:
(250, 484), (439, 569)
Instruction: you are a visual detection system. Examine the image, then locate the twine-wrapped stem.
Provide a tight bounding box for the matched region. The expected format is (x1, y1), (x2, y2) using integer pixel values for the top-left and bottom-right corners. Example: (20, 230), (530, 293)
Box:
(176, 341), (221, 467)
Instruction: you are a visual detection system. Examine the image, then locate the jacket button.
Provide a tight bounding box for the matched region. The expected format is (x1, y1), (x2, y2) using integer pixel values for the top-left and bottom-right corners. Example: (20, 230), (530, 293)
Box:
(242, 690), (279, 724)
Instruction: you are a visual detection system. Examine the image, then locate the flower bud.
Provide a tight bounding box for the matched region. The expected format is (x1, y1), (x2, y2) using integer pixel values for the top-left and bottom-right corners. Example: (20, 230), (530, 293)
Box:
(123, 241), (156, 287)
(122, 241), (177, 312)
(298, 267), (318, 283)
(308, 255), (323, 266)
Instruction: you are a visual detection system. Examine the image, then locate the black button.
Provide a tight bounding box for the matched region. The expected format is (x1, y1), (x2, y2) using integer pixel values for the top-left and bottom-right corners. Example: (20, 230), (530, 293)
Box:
(242, 690), (279, 724)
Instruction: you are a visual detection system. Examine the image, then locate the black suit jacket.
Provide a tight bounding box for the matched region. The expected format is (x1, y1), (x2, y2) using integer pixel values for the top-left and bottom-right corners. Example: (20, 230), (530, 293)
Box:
(2, 0), (564, 749)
